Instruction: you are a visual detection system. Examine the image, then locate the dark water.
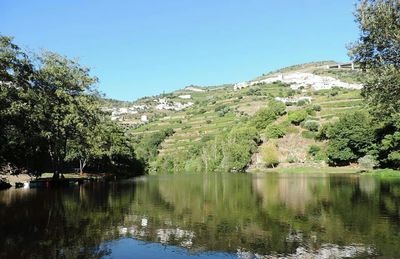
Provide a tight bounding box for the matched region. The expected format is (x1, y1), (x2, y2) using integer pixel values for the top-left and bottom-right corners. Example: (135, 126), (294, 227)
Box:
(1, 173), (400, 258)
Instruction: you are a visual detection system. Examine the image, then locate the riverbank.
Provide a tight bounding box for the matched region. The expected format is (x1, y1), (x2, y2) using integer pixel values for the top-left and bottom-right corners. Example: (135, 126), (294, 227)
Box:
(248, 166), (400, 175)
(0, 172), (108, 190)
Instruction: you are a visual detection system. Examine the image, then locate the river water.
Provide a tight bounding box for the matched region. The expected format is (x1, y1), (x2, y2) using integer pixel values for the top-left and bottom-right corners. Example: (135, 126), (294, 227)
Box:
(1, 173), (400, 258)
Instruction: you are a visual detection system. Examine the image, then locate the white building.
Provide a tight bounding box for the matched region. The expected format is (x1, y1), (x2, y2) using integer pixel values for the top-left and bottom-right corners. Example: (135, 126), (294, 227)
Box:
(275, 96), (312, 104)
(234, 82), (250, 91)
(234, 72), (362, 91)
(140, 115), (148, 122)
(178, 94), (191, 99)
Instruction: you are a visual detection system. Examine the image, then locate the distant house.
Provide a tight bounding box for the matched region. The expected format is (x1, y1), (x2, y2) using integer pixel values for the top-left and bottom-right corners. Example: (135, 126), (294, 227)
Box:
(141, 115), (148, 122)
(275, 96), (312, 104)
(185, 86), (205, 92)
(234, 82), (250, 91)
(178, 94), (191, 99)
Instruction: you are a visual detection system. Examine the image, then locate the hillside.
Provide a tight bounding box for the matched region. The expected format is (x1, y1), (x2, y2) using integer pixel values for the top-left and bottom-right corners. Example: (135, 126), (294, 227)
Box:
(104, 61), (366, 173)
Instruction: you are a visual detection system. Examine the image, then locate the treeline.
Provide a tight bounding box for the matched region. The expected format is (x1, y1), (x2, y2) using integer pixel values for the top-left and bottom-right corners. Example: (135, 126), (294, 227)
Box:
(0, 35), (143, 176)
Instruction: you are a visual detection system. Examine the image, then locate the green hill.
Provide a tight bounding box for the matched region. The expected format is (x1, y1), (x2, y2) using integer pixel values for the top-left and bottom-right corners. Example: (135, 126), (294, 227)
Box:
(105, 61), (366, 173)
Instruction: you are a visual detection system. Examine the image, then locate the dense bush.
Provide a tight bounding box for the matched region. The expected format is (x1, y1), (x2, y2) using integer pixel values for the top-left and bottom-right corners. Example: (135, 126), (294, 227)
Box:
(326, 112), (375, 166)
(288, 110), (308, 125)
(264, 124), (286, 139)
(308, 145), (321, 157)
(251, 101), (286, 130)
(296, 100), (308, 106)
(312, 105), (322, 112)
(215, 105), (230, 117)
(303, 120), (320, 132)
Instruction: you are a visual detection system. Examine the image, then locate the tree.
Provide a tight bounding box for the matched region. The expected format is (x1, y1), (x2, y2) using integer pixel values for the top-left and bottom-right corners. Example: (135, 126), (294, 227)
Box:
(326, 112), (376, 165)
(261, 143), (280, 168)
(34, 52), (99, 175)
(251, 101), (285, 130)
(349, 0), (400, 115)
(1, 35), (142, 176)
(348, 1), (400, 170)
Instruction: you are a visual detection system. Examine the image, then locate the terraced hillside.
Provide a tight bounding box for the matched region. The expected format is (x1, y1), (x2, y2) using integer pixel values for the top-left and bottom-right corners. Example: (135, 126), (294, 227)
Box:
(116, 61), (366, 172)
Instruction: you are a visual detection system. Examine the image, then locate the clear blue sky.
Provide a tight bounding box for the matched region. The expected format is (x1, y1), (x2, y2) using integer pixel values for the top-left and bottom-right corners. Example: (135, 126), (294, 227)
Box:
(1, 0), (359, 101)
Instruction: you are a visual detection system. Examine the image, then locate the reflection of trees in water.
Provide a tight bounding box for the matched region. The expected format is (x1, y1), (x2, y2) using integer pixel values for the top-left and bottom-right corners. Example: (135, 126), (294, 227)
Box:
(0, 183), (136, 258)
(253, 174), (330, 213)
(128, 174), (400, 257)
(1, 175), (400, 257)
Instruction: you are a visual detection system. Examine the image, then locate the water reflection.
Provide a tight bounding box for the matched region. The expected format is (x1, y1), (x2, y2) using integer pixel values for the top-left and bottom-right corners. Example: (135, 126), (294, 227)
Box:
(1, 173), (400, 258)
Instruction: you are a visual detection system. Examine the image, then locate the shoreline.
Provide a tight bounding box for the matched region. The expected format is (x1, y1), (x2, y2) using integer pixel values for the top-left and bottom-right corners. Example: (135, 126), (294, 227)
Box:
(0, 172), (108, 190)
(247, 166), (400, 175)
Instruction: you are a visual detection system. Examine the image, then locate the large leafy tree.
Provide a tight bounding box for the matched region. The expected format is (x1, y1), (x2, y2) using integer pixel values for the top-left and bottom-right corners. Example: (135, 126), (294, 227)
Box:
(349, 0), (400, 115)
(0, 36), (44, 170)
(1, 35), (142, 176)
(346, 0), (400, 169)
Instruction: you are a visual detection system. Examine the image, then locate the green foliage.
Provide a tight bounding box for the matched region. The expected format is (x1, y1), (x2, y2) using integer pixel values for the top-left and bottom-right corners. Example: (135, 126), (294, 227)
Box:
(251, 101), (286, 130)
(264, 124), (286, 139)
(151, 124), (260, 173)
(261, 143), (280, 168)
(349, 0), (400, 115)
(303, 120), (320, 132)
(134, 128), (174, 170)
(312, 105), (322, 112)
(215, 105), (230, 117)
(288, 110), (308, 125)
(296, 100), (308, 106)
(0, 35), (142, 176)
(301, 130), (316, 139)
(308, 145), (321, 157)
(326, 112), (375, 165)
(316, 124), (330, 140)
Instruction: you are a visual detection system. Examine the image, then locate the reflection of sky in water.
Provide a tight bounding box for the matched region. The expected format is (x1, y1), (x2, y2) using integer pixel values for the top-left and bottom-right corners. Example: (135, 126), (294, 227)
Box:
(103, 238), (374, 259)
(102, 238), (235, 259)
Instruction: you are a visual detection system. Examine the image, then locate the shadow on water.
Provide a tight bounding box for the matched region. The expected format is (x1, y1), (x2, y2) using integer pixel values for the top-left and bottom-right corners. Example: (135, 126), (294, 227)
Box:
(1, 173), (400, 258)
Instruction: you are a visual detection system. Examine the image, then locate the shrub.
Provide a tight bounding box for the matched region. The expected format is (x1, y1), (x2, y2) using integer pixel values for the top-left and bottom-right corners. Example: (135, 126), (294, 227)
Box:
(287, 156), (298, 163)
(288, 110), (308, 125)
(358, 155), (379, 170)
(261, 143), (280, 168)
(206, 120), (212, 124)
(312, 105), (322, 112)
(305, 107), (316, 116)
(303, 120), (320, 132)
(329, 89), (339, 96)
(287, 89), (295, 96)
(264, 124), (286, 139)
(308, 145), (321, 157)
(316, 124), (330, 140)
(387, 151), (400, 168)
(252, 109), (278, 130)
(269, 100), (287, 116)
(297, 100), (307, 106)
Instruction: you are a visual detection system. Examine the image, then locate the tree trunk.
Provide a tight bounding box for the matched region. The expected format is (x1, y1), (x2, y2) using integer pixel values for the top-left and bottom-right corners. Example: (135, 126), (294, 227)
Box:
(79, 160), (83, 175)
(79, 159), (87, 176)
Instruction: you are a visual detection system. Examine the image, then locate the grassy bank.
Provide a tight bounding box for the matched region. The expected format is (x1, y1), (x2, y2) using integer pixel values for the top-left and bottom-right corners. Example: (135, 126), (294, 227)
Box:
(362, 169), (400, 178)
(249, 167), (400, 175)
